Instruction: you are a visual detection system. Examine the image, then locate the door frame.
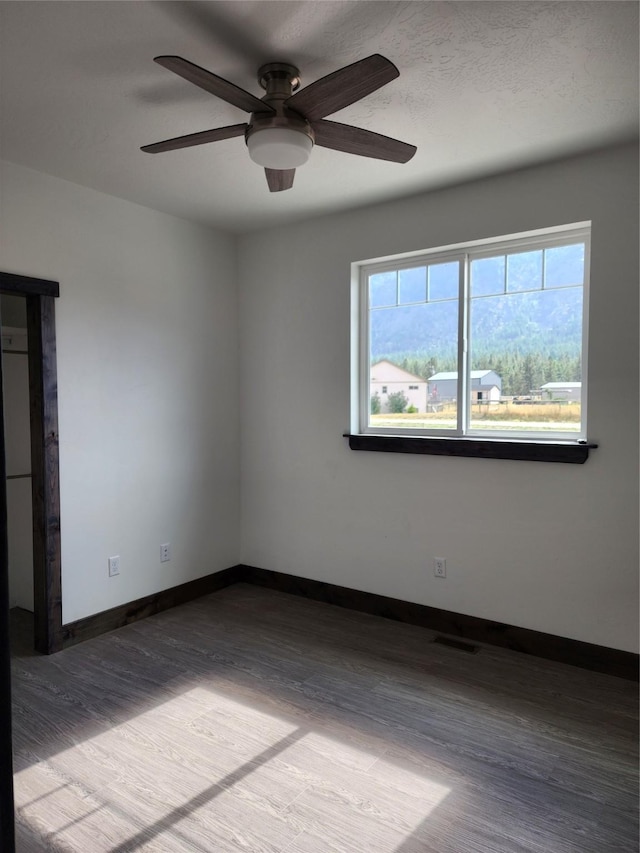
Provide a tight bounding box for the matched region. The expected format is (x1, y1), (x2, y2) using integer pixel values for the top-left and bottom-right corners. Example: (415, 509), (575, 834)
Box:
(0, 271), (62, 654)
(0, 281), (15, 853)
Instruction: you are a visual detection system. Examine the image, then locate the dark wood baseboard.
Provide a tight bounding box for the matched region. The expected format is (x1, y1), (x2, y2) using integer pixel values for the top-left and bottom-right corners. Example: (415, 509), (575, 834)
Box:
(241, 565), (639, 682)
(61, 566), (243, 648)
(58, 563), (638, 682)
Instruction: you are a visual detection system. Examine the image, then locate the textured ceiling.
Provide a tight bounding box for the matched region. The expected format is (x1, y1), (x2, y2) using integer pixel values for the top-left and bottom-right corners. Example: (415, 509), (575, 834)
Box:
(1, 1), (638, 233)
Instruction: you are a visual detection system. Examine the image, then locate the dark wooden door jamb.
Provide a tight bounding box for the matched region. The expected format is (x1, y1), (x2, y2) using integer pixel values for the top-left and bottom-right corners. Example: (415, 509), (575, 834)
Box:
(0, 272), (61, 853)
(0, 274), (61, 656)
(0, 298), (16, 853)
(26, 294), (62, 653)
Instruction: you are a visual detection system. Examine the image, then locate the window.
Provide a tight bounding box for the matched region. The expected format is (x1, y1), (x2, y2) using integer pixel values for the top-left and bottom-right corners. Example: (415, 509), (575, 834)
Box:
(352, 223), (590, 446)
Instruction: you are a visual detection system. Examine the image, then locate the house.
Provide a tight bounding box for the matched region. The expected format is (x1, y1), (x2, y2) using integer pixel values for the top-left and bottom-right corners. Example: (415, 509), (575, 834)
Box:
(370, 360), (427, 412)
(428, 370), (502, 404)
(541, 381), (582, 403)
(0, 3), (638, 851)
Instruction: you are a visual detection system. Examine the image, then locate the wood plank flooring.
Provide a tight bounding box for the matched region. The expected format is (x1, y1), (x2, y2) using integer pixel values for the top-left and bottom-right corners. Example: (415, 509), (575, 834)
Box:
(10, 584), (639, 852)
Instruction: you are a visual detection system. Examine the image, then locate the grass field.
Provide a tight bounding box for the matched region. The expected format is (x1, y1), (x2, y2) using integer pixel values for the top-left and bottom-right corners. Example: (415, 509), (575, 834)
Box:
(472, 402), (581, 422)
(371, 403), (581, 432)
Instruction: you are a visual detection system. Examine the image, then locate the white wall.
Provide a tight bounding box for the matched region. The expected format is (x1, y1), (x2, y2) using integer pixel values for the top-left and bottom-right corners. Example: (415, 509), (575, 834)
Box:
(0, 161), (240, 624)
(238, 143), (639, 653)
(1, 147), (637, 652)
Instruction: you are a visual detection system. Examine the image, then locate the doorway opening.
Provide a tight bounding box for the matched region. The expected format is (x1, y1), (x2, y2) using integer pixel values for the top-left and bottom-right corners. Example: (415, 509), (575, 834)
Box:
(1, 272), (61, 654)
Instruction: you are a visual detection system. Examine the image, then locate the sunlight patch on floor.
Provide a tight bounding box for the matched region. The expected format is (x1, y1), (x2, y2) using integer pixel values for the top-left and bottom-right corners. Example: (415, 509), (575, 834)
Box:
(15, 687), (451, 852)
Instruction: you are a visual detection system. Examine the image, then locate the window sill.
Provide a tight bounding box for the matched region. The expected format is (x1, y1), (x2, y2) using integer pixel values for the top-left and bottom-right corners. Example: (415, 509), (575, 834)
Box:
(345, 434), (596, 463)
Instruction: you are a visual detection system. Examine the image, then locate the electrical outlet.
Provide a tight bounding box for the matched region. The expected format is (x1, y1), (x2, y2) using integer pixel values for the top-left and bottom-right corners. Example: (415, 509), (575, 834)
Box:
(433, 557), (447, 578)
(160, 543), (171, 563)
(108, 555), (120, 577)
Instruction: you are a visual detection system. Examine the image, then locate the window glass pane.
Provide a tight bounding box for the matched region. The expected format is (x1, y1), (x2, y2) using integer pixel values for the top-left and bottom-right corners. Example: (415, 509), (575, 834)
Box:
(361, 229), (588, 441)
(544, 244), (585, 288)
(369, 294), (459, 431)
(398, 267), (427, 304)
(369, 271), (397, 308)
(469, 284), (583, 434)
(471, 255), (505, 297)
(428, 262), (458, 301)
(507, 250), (542, 292)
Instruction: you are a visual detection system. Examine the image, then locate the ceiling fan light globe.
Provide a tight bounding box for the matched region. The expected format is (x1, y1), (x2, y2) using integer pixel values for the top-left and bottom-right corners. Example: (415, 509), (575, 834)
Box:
(247, 128), (312, 170)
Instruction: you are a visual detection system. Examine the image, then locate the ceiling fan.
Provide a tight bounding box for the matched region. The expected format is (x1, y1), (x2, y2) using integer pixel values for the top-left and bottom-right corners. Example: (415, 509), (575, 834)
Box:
(141, 54), (417, 192)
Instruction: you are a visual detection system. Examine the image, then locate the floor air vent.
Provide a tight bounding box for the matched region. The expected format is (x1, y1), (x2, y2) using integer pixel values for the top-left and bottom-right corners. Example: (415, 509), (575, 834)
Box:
(433, 636), (479, 654)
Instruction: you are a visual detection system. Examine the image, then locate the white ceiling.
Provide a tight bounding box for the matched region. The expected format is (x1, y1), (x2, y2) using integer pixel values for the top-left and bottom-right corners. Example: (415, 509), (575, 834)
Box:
(1, 1), (638, 234)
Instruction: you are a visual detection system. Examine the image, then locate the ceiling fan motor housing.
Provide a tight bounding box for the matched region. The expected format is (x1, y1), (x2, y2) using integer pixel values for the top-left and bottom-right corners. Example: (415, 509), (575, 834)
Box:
(246, 63), (315, 169)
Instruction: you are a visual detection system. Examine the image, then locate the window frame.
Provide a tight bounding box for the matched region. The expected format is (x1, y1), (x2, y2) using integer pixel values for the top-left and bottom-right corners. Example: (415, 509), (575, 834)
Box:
(352, 222), (591, 446)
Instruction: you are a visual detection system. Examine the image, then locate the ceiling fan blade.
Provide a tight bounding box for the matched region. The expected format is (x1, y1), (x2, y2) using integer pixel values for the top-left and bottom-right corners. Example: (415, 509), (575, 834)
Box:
(154, 56), (274, 114)
(285, 54), (399, 121)
(265, 168), (295, 192)
(312, 120), (417, 163)
(141, 124), (248, 153)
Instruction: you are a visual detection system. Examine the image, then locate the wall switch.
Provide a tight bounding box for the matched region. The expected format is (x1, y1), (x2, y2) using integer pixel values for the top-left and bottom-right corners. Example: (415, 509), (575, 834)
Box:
(108, 555), (120, 577)
(433, 557), (447, 578)
(160, 543), (171, 563)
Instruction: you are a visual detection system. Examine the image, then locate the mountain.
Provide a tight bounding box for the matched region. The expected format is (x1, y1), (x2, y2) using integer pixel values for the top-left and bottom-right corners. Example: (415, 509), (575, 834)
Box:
(370, 287), (583, 395)
(371, 286), (583, 361)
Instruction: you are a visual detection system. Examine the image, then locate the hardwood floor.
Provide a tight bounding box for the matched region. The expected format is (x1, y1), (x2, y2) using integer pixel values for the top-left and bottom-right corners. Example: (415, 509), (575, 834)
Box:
(10, 584), (639, 852)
